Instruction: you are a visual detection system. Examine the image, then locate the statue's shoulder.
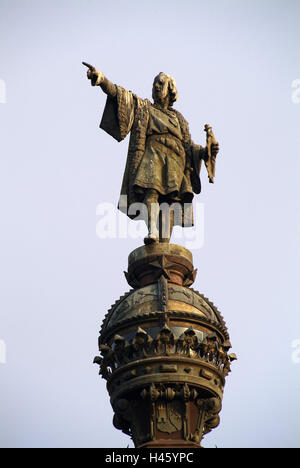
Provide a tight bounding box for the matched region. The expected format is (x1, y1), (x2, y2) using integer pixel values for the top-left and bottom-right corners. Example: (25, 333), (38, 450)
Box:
(137, 97), (152, 109)
(171, 108), (191, 138)
(171, 107), (183, 117)
(133, 97), (151, 121)
(131, 93), (151, 106)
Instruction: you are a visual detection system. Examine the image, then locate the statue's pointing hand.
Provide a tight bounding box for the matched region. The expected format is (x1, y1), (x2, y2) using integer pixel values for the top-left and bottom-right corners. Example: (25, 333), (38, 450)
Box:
(82, 62), (104, 87)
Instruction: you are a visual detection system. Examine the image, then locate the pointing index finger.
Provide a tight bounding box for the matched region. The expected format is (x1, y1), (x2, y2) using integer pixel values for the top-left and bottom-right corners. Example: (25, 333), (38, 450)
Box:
(82, 61), (96, 71)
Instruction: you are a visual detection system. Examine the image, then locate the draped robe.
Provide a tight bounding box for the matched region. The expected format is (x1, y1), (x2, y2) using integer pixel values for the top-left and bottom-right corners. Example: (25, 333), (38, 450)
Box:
(100, 85), (207, 227)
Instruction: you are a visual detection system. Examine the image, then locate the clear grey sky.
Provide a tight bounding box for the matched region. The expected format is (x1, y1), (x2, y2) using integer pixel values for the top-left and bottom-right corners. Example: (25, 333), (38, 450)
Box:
(0, 0), (299, 448)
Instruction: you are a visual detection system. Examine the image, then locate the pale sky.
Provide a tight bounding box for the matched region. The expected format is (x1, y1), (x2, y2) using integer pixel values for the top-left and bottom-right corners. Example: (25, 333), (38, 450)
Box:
(0, 0), (299, 448)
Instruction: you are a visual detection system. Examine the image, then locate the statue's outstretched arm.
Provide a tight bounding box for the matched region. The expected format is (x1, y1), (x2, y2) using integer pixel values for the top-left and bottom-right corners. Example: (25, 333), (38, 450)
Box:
(82, 62), (117, 98)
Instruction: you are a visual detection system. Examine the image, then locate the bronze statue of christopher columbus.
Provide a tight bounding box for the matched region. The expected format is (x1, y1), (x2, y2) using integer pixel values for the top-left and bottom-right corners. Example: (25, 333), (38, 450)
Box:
(83, 62), (220, 245)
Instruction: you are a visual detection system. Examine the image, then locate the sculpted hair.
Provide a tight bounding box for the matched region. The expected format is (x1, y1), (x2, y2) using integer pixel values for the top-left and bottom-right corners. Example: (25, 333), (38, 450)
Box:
(166, 74), (178, 106)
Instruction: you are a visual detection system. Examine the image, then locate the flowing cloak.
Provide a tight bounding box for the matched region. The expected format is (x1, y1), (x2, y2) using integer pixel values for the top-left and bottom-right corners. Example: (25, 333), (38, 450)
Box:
(100, 85), (207, 227)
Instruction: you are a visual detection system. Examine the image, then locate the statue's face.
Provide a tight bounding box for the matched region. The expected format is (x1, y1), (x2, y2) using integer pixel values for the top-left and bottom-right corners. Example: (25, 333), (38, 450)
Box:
(152, 73), (169, 103)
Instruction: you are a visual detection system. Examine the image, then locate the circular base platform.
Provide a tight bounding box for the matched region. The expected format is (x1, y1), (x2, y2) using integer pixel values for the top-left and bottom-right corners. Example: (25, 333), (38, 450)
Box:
(126, 244), (197, 288)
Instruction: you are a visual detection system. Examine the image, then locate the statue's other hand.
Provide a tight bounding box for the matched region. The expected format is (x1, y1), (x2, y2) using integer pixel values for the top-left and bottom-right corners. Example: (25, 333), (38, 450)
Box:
(211, 142), (220, 157)
(82, 62), (104, 86)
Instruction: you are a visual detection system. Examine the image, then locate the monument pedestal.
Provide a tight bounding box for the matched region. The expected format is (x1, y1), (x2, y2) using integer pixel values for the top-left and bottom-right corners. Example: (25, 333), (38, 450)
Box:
(94, 244), (236, 448)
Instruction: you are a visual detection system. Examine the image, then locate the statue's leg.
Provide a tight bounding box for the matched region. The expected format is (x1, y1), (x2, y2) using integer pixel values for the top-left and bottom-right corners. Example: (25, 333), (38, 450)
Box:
(159, 208), (174, 243)
(144, 189), (159, 245)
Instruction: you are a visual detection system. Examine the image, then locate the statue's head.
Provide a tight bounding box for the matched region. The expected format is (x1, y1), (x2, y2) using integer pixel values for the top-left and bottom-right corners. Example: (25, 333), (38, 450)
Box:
(152, 72), (178, 106)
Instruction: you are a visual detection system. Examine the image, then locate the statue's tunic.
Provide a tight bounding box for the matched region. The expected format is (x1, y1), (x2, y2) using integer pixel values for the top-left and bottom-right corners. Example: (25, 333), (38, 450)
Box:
(134, 106), (193, 202)
(100, 85), (206, 227)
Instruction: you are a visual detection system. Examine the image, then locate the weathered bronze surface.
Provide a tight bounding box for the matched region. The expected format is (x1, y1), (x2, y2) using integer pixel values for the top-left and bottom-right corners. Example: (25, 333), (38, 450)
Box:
(94, 244), (236, 448)
(126, 244), (196, 288)
(83, 65), (235, 447)
(83, 63), (219, 245)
